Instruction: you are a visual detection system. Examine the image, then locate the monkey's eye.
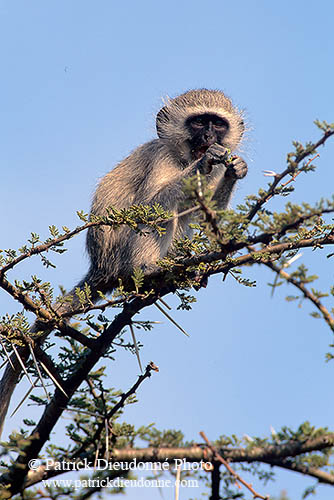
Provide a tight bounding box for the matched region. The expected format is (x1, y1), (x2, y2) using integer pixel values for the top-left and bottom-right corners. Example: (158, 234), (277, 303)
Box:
(190, 117), (204, 128)
(213, 119), (229, 129)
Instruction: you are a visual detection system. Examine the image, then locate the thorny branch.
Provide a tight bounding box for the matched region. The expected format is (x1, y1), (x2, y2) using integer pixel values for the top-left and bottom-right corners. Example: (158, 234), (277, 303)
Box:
(246, 129), (334, 222)
(0, 274), (52, 321)
(200, 431), (269, 500)
(73, 362), (159, 459)
(0, 221), (95, 276)
(23, 433), (334, 488)
(265, 261), (334, 332)
(177, 229), (334, 271)
(0, 206), (172, 277)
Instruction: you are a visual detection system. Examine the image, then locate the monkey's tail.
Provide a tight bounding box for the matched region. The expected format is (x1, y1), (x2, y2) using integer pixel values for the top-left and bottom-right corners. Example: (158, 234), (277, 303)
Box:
(55, 268), (110, 316)
(0, 268), (119, 437)
(0, 270), (107, 438)
(0, 346), (29, 438)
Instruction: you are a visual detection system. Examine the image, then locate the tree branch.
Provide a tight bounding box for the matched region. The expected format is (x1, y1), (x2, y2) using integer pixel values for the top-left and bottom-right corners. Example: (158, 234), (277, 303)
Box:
(265, 261), (334, 331)
(262, 457), (334, 485)
(200, 431), (269, 500)
(24, 433), (334, 490)
(73, 362), (159, 458)
(246, 130), (334, 222)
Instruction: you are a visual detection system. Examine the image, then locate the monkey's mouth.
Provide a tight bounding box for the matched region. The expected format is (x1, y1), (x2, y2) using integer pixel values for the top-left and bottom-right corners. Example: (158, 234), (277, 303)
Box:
(194, 145), (210, 159)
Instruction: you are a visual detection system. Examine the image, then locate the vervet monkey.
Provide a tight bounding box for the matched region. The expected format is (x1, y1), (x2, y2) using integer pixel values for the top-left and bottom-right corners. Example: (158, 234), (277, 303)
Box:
(74, 88), (247, 303)
(0, 89), (247, 435)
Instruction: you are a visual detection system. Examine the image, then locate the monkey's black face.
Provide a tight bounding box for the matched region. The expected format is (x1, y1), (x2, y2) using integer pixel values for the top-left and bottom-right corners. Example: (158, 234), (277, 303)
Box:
(185, 113), (229, 160)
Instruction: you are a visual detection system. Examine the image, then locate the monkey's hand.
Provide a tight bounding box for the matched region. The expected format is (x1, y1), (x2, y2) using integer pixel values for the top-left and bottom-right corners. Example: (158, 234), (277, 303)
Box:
(197, 144), (229, 175)
(224, 156), (248, 180)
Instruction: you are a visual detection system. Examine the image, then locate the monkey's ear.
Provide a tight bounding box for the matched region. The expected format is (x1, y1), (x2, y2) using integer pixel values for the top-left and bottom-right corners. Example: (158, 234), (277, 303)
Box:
(239, 119), (245, 136)
(156, 106), (169, 138)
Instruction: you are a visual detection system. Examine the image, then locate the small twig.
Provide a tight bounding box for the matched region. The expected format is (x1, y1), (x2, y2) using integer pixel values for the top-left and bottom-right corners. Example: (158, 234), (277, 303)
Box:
(72, 361), (159, 459)
(270, 253), (303, 297)
(33, 346), (66, 389)
(12, 344), (34, 387)
(266, 261), (334, 331)
(57, 322), (96, 350)
(0, 274), (52, 321)
(246, 129), (334, 222)
(280, 154), (319, 189)
(39, 361), (68, 398)
(200, 431), (269, 500)
(59, 293), (138, 318)
(94, 441), (101, 471)
(0, 338), (15, 370)
(0, 221), (95, 276)
(105, 418), (109, 460)
(274, 207), (334, 241)
(28, 343), (50, 401)
(106, 361), (158, 419)
(86, 376), (100, 400)
(154, 302), (190, 337)
(158, 298), (172, 311)
(0, 358), (8, 370)
(10, 378), (37, 418)
(183, 229), (334, 272)
(195, 191), (221, 239)
(264, 457), (334, 484)
(175, 462), (181, 500)
(166, 205), (200, 224)
(65, 406), (99, 417)
(129, 323), (143, 373)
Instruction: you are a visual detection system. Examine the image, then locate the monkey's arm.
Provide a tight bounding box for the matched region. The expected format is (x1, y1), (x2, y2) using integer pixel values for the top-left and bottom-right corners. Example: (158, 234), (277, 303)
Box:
(211, 155), (248, 209)
(143, 142), (232, 209)
(142, 157), (209, 209)
(192, 143), (247, 209)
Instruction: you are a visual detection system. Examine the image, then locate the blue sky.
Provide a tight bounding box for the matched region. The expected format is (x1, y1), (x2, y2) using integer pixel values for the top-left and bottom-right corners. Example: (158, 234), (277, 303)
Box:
(1, 1), (334, 499)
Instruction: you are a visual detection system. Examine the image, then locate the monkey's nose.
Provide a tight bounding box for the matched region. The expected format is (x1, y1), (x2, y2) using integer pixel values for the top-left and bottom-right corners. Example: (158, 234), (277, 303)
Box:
(204, 132), (216, 144)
